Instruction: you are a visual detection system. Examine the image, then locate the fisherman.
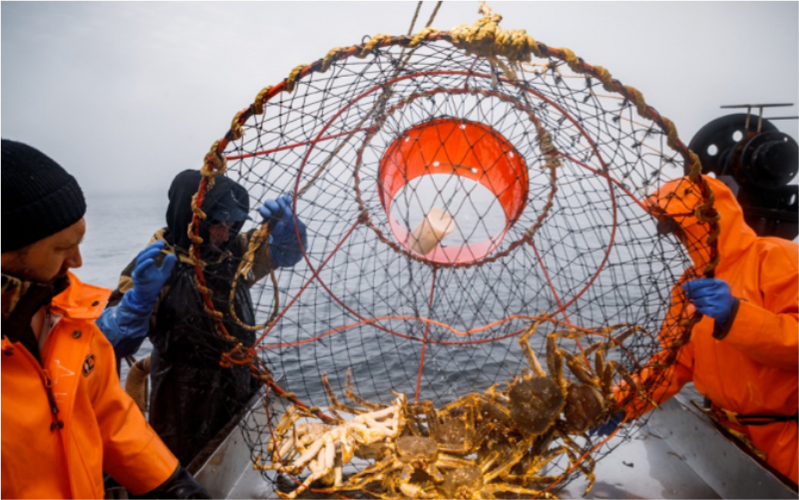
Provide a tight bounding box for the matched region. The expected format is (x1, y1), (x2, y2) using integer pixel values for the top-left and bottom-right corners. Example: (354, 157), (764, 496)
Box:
(1, 140), (210, 498)
(97, 169), (307, 466)
(594, 175), (798, 485)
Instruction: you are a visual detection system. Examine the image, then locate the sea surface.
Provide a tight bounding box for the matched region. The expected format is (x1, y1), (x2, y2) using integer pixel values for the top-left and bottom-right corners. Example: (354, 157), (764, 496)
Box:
(80, 191), (167, 383)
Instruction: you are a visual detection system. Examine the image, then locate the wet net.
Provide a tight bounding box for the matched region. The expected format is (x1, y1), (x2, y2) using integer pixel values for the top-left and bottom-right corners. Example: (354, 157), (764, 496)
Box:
(186, 7), (719, 499)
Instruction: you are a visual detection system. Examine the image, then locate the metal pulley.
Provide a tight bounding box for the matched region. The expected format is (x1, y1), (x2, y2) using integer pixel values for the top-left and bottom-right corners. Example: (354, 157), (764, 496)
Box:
(687, 113), (781, 182)
(738, 131), (798, 190)
(687, 104), (798, 240)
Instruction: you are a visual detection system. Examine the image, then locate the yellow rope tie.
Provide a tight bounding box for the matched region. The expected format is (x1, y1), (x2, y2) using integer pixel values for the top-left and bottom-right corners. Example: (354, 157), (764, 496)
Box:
(449, 6), (546, 82)
(251, 370), (273, 383)
(358, 33), (392, 58)
(254, 86), (273, 115)
(228, 225), (280, 331)
(230, 110), (245, 141)
(624, 86), (649, 118)
(557, 48), (584, 75)
(202, 303), (224, 320)
(190, 193), (207, 221)
(320, 47), (345, 73)
(187, 224), (203, 245)
(686, 150), (703, 180)
(408, 27), (439, 48)
(659, 116), (682, 155)
(195, 281), (212, 296)
(589, 65), (616, 94)
(285, 64), (307, 93)
(200, 140), (227, 177)
(537, 128), (562, 171)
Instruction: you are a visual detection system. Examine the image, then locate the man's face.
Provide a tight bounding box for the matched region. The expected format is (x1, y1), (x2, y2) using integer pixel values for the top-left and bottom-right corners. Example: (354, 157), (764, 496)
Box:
(0, 218), (85, 284)
(208, 221), (234, 252)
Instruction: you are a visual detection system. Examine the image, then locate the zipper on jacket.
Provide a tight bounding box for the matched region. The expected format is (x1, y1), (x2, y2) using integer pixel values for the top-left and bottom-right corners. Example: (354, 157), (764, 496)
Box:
(39, 327), (67, 431)
(40, 368), (64, 431)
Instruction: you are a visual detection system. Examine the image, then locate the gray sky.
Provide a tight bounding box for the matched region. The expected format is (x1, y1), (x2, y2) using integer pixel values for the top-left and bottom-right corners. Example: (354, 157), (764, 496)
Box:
(3, 1), (797, 196)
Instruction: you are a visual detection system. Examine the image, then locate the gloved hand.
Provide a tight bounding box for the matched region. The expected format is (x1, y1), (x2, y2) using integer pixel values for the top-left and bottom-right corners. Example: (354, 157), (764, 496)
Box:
(589, 411), (625, 437)
(138, 465), (211, 499)
(96, 241), (176, 358)
(257, 196), (308, 268)
(126, 241), (177, 312)
(682, 278), (736, 328)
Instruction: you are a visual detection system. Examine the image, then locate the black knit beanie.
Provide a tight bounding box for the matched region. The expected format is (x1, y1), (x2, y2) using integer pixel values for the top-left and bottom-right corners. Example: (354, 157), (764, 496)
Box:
(2, 139), (87, 253)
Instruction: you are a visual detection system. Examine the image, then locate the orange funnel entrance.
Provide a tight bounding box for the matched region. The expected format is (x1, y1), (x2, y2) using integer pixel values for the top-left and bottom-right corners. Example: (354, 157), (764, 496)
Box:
(378, 118), (528, 264)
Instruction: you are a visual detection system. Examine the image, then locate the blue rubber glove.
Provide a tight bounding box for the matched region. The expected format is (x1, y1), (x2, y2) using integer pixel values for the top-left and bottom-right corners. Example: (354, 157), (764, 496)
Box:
(257, 196), (308, 268)
(682, 278), (736, 328)
(126, 241), (177, 310)
(96, 241), (176, 358)
(589, 412), (625, 437)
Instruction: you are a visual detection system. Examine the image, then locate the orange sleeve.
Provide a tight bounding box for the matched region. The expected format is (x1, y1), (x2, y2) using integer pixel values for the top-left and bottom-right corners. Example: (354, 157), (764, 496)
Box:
(721, 245), (798, 371)
(619, 343), (695, 419)
(616, 281), (696, 419)
(89, 332), (179, 495)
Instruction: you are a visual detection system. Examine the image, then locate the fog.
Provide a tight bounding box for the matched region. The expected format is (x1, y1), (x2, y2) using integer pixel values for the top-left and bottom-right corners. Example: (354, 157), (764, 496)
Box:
(2, 2), (797, 196)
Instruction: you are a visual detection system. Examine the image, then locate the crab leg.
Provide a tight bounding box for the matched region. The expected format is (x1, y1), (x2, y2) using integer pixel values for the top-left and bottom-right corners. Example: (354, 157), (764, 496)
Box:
(344, 367), (387, 410)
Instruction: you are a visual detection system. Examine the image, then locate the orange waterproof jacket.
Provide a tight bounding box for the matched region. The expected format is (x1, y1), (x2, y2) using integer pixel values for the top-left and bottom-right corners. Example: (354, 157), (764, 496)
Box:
(623, 175), (799, 483)
(1, 273), (179, 499)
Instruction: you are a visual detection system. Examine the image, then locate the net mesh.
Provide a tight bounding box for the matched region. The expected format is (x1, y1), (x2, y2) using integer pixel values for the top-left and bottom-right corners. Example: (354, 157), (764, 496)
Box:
(186, 13), (718, 499)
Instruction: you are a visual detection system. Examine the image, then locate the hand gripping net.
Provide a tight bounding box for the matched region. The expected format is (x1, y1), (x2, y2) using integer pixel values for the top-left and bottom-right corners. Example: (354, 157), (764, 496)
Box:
(190, 7), (719, 498)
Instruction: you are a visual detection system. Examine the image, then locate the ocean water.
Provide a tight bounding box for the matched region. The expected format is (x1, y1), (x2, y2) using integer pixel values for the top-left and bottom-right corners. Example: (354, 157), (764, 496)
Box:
(77, 187), (681, 408)
(79, 191), (167, 382)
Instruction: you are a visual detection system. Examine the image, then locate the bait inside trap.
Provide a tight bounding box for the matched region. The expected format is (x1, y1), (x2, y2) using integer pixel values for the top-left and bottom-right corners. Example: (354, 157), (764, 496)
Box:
(378, 117), (528, 263)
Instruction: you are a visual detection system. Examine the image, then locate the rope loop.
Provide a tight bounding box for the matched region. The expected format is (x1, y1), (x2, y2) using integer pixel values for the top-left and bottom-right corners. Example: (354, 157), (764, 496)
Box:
(358, 33), (392, 58)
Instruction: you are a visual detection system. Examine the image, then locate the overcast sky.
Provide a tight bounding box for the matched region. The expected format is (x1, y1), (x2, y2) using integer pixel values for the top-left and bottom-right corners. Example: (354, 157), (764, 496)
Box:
(3, 2), (797, 196)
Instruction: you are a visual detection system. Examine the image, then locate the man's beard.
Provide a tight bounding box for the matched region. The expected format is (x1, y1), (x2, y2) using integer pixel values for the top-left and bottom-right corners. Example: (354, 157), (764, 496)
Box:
(14, 260), (68, 285)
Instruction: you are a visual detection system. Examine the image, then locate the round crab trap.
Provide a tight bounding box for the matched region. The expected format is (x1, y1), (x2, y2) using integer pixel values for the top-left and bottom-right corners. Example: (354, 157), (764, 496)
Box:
(189, 5), (719, 499)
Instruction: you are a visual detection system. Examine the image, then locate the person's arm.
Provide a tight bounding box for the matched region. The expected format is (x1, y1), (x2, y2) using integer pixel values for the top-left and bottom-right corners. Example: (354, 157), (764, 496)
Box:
(683, 248), (798, 371)
(88, 330), (209, 498)
(610, 282), (697, 424)
(96, 242), (175, 357)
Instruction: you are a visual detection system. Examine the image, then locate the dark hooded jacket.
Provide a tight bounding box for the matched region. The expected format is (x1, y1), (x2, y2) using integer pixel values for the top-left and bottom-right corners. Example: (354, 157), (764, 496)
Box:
(108, 170), (272, 465)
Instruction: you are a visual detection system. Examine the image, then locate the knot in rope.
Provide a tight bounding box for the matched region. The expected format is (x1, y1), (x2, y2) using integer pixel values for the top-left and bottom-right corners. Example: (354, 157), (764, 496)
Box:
(449, 4), (542, 80)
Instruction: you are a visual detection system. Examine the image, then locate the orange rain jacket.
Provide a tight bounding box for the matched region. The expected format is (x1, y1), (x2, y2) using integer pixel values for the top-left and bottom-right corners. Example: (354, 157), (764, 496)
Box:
(1, 273), (179, 498)
(623, 175), (798, 484)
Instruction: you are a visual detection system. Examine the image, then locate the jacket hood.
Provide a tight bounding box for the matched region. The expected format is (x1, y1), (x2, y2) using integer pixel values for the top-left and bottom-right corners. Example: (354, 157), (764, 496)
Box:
(646, 175), (757, 273)
(163, 170), (250, 252)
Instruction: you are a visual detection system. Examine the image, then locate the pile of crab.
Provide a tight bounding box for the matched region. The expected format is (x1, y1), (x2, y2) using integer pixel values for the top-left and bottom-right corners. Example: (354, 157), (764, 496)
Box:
(256, 319), (651, 499)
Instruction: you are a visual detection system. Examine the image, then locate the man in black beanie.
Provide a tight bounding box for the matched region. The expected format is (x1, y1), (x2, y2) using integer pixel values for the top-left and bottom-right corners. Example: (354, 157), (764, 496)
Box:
(1, 139), (210, 499)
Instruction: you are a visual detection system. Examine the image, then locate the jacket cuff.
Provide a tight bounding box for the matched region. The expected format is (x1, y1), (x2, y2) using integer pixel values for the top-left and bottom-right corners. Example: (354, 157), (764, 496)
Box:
(712, 298), (740, 340)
